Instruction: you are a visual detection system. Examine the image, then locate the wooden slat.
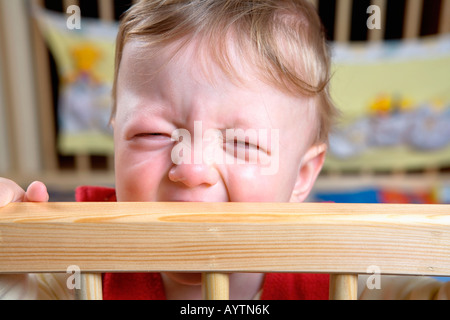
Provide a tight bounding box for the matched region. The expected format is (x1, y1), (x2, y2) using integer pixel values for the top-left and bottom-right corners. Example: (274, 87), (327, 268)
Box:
(107, 155), (115, 172)
(368, 0), (386, 41)
(0, 4), (12, 175)
(31, 0), (58, 173)
(403, 0), (423, 39)
(0, 202), (449, 276)
(63, 0), (80, 9)
(0, 0), (42, 175)
(329, 274), (358, 300)
(202, 273), (230, 300)
(75, 273), (103, 300)
(0, 0), (19, 175)
(99, 0), (115, 22)
(439, 0), (450, 34)
(75, 154), (91, 174)
(335, 0), (353, 42)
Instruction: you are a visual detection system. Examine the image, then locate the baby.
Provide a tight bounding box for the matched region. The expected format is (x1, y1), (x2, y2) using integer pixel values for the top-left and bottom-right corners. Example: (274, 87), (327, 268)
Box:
(0, 0), (448, 300)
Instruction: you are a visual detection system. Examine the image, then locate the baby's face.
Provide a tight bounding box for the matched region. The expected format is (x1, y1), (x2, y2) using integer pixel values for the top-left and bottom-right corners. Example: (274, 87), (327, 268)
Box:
(113, 39), (325, 203)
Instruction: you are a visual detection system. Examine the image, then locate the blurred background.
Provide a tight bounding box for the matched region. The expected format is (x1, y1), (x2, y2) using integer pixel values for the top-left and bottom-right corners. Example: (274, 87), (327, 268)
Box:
(0, 0), (449, 203)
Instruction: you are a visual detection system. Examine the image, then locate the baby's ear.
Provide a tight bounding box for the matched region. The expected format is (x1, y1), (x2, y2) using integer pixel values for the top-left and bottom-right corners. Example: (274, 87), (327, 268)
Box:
(290, 143), (327, 203)
(109, 117), (116, 129)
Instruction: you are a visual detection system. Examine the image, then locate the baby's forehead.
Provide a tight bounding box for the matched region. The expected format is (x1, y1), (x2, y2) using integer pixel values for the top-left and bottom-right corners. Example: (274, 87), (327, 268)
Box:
(121, 38), (314, 102)
(117, 38), (318, 141)
(120, 35), (265, 92)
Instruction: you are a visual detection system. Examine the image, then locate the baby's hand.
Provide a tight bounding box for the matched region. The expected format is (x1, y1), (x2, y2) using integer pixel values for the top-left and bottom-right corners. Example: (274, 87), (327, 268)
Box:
(0, 178), (49, 207)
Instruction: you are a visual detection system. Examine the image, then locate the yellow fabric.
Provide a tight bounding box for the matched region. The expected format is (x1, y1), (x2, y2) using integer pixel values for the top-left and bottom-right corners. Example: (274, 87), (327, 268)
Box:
(34, 7), (116, 155)
(326, 35), (450, 171)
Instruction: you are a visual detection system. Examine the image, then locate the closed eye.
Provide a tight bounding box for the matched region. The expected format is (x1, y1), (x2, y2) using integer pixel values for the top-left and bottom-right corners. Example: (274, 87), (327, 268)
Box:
(223, 139), (267, 162)
(134, 133), (168, 138)
(229, 139), (261, 151)
(130, 133), (173, 148)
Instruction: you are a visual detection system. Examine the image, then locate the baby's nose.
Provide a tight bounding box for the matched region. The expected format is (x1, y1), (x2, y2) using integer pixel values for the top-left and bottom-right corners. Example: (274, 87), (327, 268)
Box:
(168, 163), (220, 188)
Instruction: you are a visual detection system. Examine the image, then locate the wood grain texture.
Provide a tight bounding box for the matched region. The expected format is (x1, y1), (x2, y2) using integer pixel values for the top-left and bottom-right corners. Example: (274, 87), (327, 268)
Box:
(335, 0), (353, 42)
(202, 273), (229, 300)
(440, 0), (450, 34)
(403, 0), (423, 39)
(75, 273), (103, 300)
(0, 202), (449, 276)
(329, 274), (358, 300)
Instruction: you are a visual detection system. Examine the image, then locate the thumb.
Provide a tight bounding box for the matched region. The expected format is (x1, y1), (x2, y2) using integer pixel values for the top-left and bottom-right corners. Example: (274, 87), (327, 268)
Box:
(0, 178), (26, 207)
(23, 181), (49, 203)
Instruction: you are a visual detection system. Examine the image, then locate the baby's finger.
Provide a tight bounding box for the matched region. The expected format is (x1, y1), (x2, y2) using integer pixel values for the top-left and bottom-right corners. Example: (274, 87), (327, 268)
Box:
(23, 181), (49, 203)
(0, 178), (26, 207)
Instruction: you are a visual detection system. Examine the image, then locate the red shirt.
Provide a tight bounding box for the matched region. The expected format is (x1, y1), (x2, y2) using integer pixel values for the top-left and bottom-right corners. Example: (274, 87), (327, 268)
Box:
(75, 186), (329, 300)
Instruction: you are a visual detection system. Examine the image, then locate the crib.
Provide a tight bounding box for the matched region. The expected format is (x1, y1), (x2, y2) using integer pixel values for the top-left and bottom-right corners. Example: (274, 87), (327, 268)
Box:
(0, 0), (449, 301)
(0, 201), (449, 300)
(0, 0), (449, 191)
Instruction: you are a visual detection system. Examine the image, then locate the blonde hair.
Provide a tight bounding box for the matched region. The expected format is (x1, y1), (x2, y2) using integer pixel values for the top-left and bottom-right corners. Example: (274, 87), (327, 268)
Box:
(112, 0), (337, 144)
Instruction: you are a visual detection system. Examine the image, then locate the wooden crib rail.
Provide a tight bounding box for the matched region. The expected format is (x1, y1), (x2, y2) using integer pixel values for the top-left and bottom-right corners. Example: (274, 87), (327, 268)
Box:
(0, 202), (449, 300)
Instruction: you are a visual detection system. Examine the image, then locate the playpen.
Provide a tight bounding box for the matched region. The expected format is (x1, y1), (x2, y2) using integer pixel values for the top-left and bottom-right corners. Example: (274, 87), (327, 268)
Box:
(0, 0), (449, 300)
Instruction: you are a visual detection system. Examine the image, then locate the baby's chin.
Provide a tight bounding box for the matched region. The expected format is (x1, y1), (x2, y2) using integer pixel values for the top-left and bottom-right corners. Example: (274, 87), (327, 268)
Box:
(164, 272), (203, 285)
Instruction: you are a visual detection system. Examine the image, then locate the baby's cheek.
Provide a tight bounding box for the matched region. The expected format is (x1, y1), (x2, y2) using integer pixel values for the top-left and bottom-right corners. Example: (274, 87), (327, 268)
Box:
(226, 167), (283, 202)
(116, 148), (173, 201)
(115, 172), (147, 201)
(115, 164), (158, 202)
